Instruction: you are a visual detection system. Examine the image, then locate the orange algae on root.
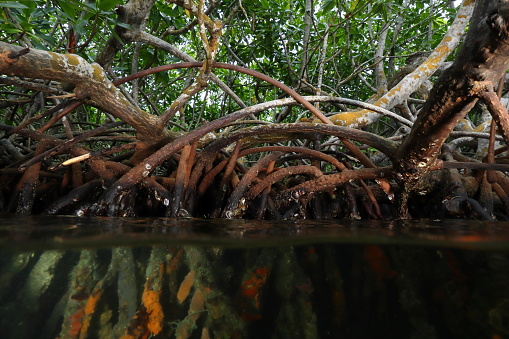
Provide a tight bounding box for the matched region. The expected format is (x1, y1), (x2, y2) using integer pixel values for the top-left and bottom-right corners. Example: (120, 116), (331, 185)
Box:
(79, 287), (105, 337)
(237, 266), (271, 321)
(175, 288), (206, 338)
(363, 245), (397, 281)
(177, 270), (196, 304)
(122, 252), (166, 338)
(120, 310), (151, 339)
(65, 308), (85, 338)
(142, 289), (164, 335)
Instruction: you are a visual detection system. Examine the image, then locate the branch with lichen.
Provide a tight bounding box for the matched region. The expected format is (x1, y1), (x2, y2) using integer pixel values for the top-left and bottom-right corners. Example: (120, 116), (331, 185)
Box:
(159, 0), (223, 126)
(315, 0), (474, 128)
(0, 42), (173, 144)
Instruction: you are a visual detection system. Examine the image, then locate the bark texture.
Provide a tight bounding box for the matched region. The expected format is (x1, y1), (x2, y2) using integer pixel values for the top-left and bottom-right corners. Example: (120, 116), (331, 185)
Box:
(321, 0), (474, 128)
(0, 42), (170, 144)
(394, 0), (509, 189)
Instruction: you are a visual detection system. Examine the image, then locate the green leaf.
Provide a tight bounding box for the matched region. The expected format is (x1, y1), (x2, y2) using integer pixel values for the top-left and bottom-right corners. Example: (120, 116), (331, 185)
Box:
(114, 21), (133, 30)
(97, 0), (120, 12)
(0, 2), (29, 9)
(56, 0), (77, 18)
(321, 0), (336, 13)
(0, 25), (20, 33)
(21, 0), (37, 13)
(260, 0), (270, 9)
(37, 33), (57, 46)
(73, 21), (88, 35)
(349, 0), (359, 12)
(30, 36), (49, 50)
(106, 16), (133, 30)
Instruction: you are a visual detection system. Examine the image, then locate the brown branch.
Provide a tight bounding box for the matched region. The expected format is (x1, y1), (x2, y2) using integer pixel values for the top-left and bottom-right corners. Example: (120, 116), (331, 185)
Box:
(19, 121), (124, 170)
(3, 100), (79, 138)
(7, 47), (30, 60)
(115, 62), (393, 204)
(196, 144), (349, 198)
(282, 167), (394, 204)
(170, 143), (196, 216)
(222, 152), (283, 218)
(480, 89), (509, 148)
(11, 140), (46, 214)
(114, 62), (333, 125)
(91, 76), (398, 214)
(38, 101), (83, 133)
(0, 76), (67, 95)
(441, 161), (509, 172)
(163, 1), (218, 36)
(247, 165), (323, 200)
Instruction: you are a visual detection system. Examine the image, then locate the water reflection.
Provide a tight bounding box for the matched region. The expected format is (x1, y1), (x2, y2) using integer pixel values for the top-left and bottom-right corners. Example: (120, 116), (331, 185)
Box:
(1, 216), (509, 338)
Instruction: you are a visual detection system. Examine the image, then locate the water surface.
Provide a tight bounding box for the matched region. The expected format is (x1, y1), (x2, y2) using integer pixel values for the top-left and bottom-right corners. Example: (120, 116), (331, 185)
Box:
(2, 215), (509, 251)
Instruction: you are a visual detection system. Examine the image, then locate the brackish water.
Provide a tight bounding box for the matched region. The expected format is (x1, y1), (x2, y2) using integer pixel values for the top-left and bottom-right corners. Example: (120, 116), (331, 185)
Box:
(1, 215), (509, 338)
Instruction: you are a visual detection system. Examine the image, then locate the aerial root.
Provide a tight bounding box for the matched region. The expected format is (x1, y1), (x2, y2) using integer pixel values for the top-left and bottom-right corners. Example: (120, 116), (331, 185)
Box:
(3, 117), (509, 219)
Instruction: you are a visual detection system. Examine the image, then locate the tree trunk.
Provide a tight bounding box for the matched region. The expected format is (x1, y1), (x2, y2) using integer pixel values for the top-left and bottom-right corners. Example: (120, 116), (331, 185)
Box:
(394, 0), (509, 191)
(0, 42), (171, 144)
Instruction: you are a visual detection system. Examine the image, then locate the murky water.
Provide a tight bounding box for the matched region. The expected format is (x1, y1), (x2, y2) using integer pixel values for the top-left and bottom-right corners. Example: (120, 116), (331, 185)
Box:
(1, 215), (509, 338)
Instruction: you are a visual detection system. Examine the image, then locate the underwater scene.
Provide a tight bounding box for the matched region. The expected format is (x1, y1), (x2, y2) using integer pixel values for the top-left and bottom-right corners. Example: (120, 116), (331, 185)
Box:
(1, 216), (509, 339)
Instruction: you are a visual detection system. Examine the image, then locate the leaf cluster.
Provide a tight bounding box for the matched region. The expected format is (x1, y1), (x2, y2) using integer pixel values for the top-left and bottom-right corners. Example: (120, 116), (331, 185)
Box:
(0, 0), (458, 130)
